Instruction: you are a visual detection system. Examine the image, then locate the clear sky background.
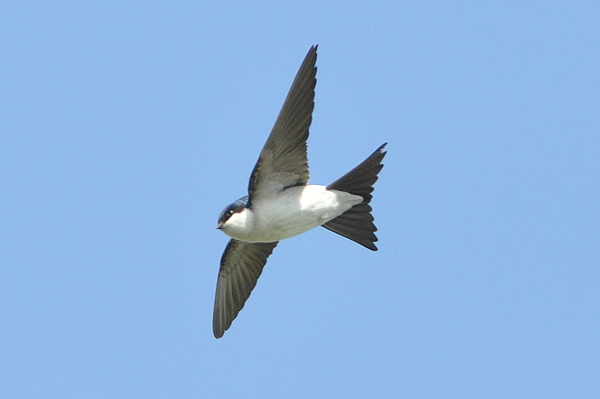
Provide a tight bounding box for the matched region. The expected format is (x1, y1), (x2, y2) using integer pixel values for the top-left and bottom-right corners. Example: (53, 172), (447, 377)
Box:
(1, 2), (599, 398)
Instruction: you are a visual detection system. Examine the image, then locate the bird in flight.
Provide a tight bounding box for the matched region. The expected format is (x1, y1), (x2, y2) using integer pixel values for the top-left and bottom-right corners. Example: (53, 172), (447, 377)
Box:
(213, 45), (387, 338)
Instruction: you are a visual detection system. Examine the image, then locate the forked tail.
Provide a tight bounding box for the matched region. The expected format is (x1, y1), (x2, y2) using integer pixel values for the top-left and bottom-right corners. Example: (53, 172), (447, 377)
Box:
(322, 143), (387, 250)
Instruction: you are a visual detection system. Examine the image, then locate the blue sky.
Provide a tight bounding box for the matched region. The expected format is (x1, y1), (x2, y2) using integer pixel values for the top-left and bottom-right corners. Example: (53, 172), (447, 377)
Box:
(1, 1), (599, 398)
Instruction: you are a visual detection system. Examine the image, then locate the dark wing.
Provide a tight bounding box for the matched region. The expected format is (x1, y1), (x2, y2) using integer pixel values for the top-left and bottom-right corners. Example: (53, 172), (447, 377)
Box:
(248, 45), (318, 200)
(213, 239), (279, 338)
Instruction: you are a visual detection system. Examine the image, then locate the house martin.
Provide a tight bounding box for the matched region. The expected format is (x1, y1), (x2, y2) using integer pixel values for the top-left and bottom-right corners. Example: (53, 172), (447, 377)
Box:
(213, 45), (387, 338)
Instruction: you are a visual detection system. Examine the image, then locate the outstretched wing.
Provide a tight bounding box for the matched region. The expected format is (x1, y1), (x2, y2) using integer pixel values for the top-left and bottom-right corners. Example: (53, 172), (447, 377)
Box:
(248, 45), (318, 200)
(213, 239), (279, 338)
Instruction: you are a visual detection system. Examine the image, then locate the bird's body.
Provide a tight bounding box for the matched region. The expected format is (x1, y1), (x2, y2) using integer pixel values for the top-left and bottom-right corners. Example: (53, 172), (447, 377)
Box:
(221, 186), (364, 243)
(212, 45), (387, 338)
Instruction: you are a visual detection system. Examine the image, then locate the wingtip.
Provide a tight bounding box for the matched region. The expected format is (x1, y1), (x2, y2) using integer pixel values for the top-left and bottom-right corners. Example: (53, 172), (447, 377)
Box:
(213, 328), (224, 339)
(373, 142), (388, 160)
(213, 310), (225, 339)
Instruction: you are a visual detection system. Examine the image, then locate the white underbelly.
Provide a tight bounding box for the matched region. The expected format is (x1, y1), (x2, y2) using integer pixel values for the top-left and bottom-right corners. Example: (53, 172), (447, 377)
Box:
(231, 185), (362, 242)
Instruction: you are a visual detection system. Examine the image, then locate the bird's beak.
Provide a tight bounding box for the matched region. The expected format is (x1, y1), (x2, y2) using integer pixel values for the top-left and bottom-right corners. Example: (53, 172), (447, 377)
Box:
(217, 221), (224, 230)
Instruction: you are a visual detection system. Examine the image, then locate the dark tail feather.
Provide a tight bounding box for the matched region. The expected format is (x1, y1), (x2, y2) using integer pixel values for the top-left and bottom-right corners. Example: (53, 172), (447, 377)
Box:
(322, 143), (387, 250)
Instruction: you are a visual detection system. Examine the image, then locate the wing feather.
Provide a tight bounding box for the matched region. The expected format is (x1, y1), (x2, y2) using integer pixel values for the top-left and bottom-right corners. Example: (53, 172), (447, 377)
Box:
(248, 46), (318, 199)
(213, 239), (279, 338)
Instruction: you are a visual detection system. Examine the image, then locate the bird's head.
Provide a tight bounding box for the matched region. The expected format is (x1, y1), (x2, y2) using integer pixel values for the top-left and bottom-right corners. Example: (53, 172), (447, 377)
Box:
(217, 196), (250, 231)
